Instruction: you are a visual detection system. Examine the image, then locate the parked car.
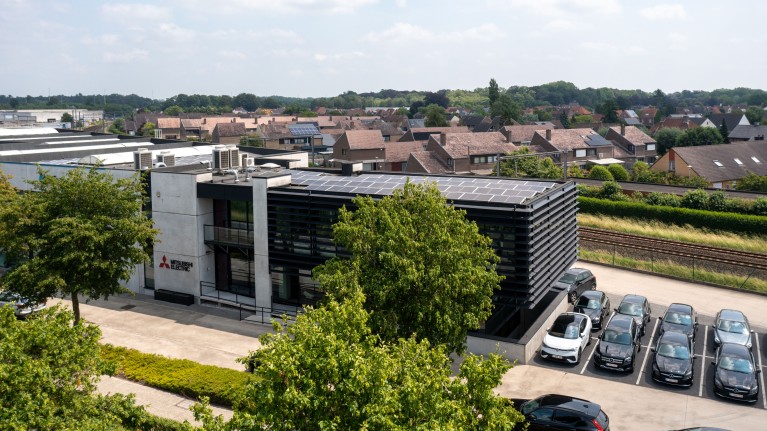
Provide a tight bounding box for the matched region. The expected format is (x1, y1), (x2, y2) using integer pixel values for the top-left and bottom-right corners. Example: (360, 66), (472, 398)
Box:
(540, 312), (593, 365)
(553, 268), (597, 304)
(593, 314), (641, 372)
(0, 290), (46, 319)
(713, 309), (753, 349)
(511, 394), (610, 431)
(573, 290), (611, 330)
(615, 294), (652, 336)
(712, 342), (760, 403)
(651, 330), (695, 387)
(658, 303), (697, 342)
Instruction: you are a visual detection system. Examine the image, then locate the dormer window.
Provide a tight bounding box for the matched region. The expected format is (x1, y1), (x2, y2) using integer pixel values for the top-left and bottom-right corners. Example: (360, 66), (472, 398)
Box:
(734, 158), (743, 165)
(713, 160), (724, 167)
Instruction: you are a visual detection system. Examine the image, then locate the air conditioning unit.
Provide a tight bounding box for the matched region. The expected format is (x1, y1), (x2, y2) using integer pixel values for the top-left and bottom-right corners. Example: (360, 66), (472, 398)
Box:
(156, 151), (176, 167)
(228, 145), (240, 168)
(212, 145), (229, 170)
(133, 148), (152, 170)
(241, 154), (254, 167)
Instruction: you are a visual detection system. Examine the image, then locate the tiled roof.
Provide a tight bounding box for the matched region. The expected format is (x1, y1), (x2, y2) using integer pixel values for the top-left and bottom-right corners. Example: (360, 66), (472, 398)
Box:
(406, 150), (449, 174)
(708, 114), (748, 131)
(606, 126), (656, 146)
(214, 122), (247, 137)
(502, 125), (548, 143)
(157, 118), (180, 129)
(340, 130), (384, 150)
(650, 118), (698, 134)
(260, 123), (292, 139)
(431, 132), (516, 158)
(536, 128), (599, 151)
(181, 119), (202, 128)
(673, 142), (767, 183)
(410, 126), (468, 134)
(729, 125), (767, 140)
(385, 141), (426, 162)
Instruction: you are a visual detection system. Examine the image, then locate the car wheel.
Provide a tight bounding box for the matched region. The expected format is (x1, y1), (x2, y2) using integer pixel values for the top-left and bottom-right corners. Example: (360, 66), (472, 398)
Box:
(569, 291), (577, 303)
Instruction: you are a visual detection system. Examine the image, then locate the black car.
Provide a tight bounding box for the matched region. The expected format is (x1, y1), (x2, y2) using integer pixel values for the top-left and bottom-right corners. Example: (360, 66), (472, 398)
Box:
(712, 343), (760, 403)
(659, 303), (697, 342)
(574, 290), (611, 330)
(651, 331), (695, 386)
(593, 314), (640, 372)
(553, 268), (597, 304)
(512, 394), (610, 431)
(615, 294), (652, 336)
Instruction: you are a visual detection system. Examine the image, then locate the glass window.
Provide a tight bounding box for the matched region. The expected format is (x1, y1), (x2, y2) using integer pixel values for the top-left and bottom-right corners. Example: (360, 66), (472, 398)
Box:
(529, 407), (555, 422)
(554, 410), (588, 426)
(575, 149), (586, 158)
(646, 143), (656, 151)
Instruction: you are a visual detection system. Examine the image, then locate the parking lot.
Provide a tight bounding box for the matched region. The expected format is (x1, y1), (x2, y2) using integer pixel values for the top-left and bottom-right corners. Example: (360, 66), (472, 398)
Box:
(531, 293), (767, 411)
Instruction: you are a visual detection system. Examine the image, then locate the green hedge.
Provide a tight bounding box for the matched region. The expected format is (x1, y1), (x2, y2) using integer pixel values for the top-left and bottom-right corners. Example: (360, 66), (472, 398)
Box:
(97, 393), (192, 431)
(101, 344), (253, 408)
(578, 197), (767, 235)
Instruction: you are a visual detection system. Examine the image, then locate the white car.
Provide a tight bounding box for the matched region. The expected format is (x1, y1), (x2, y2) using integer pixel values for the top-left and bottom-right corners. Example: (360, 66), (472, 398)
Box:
(540, 312), (593, 364)
(0, 291), (47, 319)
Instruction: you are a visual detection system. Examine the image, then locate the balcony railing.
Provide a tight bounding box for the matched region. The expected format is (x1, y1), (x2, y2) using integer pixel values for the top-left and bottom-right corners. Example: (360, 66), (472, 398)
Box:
(204, 225), (254, 248)
(200, 281), (301, 324)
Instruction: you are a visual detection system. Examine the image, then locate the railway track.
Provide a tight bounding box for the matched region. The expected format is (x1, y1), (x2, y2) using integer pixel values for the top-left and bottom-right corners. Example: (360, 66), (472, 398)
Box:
(579, 227), (767, 271)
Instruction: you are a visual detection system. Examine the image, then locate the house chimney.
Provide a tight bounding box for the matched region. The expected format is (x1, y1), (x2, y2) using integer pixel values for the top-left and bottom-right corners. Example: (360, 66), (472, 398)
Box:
(440, 132), (447, 145)
(620, 123), (625, 136)
(545, 129), (552, 141)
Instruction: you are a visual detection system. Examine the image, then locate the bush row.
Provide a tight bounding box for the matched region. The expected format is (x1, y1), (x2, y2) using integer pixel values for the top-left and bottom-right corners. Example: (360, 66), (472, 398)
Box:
(578, 197), (767, 235)
(100, 344), (253, 408)
(97, 393), (192, 431)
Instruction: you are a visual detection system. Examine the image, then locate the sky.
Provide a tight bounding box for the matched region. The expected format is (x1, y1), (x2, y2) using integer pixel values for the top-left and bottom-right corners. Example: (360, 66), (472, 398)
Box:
(2, 0), (766, 100)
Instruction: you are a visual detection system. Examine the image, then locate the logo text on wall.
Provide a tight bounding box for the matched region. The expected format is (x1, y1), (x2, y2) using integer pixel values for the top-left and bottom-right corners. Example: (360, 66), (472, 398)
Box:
(159, 255), (193, 272)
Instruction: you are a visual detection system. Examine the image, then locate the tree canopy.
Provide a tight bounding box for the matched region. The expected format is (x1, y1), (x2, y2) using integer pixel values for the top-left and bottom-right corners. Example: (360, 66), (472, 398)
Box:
(312, 181), (503, 354)
(653, 127), (684, 156)
(490, 94), (521, 125)
(497, 147), (563, 179)
(423, 104), (448, 127)
(220, 294), (523, 431)
(488, 78), (500, 106)
(0, 167), (157, 323)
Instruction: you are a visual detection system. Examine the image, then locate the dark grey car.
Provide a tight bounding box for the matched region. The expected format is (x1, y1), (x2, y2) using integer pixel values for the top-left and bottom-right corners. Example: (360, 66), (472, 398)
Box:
(713, 309), (753, 349)
(554, 268), (597, 304)
(615, 294), (652, 336)
(659, 303), (697, 342)
(574, 290), (611, 330)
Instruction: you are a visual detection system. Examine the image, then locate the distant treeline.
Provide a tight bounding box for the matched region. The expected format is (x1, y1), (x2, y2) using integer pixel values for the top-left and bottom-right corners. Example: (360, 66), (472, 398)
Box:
(2, 81), (766, 116)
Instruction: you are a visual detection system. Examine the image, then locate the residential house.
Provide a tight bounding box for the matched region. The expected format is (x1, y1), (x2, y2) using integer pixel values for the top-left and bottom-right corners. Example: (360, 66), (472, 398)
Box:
(407, 118), (426, 129)
(502, 125), (551, 145)
(650, 116), (700, 134)
(331, 130), (386, 170)
(212, 122), (246, 145)
(405, 150), (451, 174)
(605, 124), (658, 166)
(259, 123), (323, 151)
(155, 118), (181, 139)
(399, 126), (468, 142)
(639, 107), (658, 127)
(180, 119), (202, 140)
(650, 141), (767, 189)
(473, 116), (505, 132)
(703, 114), (750, 133)
(530, 128), (616, 168)
(423, 132), (516, 174)
(728, 125), (767, 142)
(383, 141), (427, 172)
(461, 115), (489, 131)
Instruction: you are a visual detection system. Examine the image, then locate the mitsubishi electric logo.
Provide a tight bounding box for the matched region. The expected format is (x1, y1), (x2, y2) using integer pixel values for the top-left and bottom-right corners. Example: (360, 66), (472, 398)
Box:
(159, 255), (193, 272)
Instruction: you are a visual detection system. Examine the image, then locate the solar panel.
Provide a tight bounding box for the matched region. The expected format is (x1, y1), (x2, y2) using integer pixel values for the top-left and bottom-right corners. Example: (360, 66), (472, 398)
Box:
(288, 125), (320, 136)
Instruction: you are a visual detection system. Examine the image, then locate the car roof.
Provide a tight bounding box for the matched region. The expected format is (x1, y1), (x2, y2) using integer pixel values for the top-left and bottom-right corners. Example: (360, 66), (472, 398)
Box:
(720, 342), (752, 357)
(666, 303), (693, 314)
(659, 331), (688, 345)
(566, 268), (591, 275)
(555, 313), (587, 325)
(621, 294), (647, 304)
(606, 314), (634, 330)
(718, 309), (746, 321)
(579, 290), (604, 300)
(539, 394), (600, 417)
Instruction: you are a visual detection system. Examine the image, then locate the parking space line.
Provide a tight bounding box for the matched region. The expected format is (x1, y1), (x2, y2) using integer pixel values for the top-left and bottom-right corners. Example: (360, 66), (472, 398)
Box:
(699, 325), (708, 397)
(755, 334), (766, 409)
(581, 311), (613, 375)
(635, 317), (660, 385)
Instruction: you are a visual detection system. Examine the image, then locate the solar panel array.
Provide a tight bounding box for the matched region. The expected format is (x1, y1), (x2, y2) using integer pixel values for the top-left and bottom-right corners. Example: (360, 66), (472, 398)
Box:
(287, 171), (556, 204)
(287, 125), (320, 136)
(586, 135), (612, 147)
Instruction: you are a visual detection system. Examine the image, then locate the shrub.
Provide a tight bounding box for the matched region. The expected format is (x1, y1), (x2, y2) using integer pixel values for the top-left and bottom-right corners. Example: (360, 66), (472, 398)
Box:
(644, 192), (681, 207)
(607, 164), (629, 181)
(598, 181), (628, 201)
(667, 174), (710, 188)
(576, 184), (600, 198)
(97, 394), (191, 431)
(708, 190), (729, 212)
(753, 197), (767, 216)
(681, 189), (709, 210)
(100, 344), (253, 408)
(588, 165), (614, 181)
(567, 166), (585, 178)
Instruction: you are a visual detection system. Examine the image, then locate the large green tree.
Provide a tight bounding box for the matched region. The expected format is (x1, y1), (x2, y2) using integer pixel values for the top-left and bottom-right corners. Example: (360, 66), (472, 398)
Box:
(488, 78), (500, 106)
(745, 106), (765, 125)
(490, 94), (521, 125)
(0, 167), (157, 323)
(218, 294), (523, 431)
(423, 103), (448, 127)
(676, 127), (724, 148)
(736, 172), (767, 192)
(313, 181), (503, 354)
(653, 127), (684, 155)
(497, 147), (563, 179)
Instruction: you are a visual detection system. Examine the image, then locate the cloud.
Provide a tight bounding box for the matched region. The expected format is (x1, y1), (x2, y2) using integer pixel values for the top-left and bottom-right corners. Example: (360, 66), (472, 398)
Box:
(182, 0), (377, 15)
(364, 22), (505, 44)
(488, 0), (619, 15)
(101, 3), (170, 22)
(544, 19), (586, 31)
(395, 0), (407, 7)
(81, 34), (119, 46)
(247, 29), (304, 44)
(579, 41), (612, 50)
(314, 51), (365, 62)
(156, 23), (195, 42)
(220, 50), (246, 59)
(103, 48), (149, 63)
(667, 32), (688, 50)
(640, 4), (686, 20)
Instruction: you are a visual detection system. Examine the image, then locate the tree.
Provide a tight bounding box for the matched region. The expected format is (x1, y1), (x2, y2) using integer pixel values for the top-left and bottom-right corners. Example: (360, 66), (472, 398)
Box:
(164, 105), (184, 116)
(653, 127), (684, 156)
(313, 181), (503, 354)
(0, 305), (167, 430)
(0, 167), (157, 324)
(409, 100), (425, 117)
(596, 99), (619, 123)
(676, 127), (724, 148)
(719, 120), (729, 143)
(559, 111), (570, 129)
(108, 117), (126, 134)
(587, 165), (614, 181)
(488, 78), (500, 106)
(61, 112), (73, 123)
(423, 90), (450, 108)
(736, 172), (767, 192)
(423, 103), (448, 127)
(140, 121), (156, 137)
(222, 294), (523, 431)
(498, 147), (563, 179)
(745, 106), (765, 125)
(490, 94), (520, 126)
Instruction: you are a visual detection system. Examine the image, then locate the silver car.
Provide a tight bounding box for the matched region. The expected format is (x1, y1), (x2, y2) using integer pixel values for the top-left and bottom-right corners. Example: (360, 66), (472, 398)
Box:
(713, 309), (753, 349)
(0, 291), (47, 319)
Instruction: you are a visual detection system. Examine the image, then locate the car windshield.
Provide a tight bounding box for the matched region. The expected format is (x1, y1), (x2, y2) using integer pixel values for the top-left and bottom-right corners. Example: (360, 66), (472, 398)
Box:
(550, 321), (581, 340)
(664, 312), (692, 326)
(618, 302), (643, 317)
(657, 342), (690, 360)
(602, 329), (631, 345)
(558, 273), (577, 284)
(719, 355), (754, 373)
(717, 319), (748, 334)
(576, 297), (600, 310)
(520, 399), (539, 415)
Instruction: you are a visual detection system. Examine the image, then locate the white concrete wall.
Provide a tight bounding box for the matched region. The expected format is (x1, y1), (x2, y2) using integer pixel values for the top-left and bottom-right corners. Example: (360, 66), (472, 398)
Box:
(0, 163), (136, 190)
(151, 171), (213, 298)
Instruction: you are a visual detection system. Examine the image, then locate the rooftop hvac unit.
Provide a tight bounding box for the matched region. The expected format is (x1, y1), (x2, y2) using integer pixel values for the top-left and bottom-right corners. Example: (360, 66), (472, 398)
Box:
(241, 154), (255, 168)
(212, 145), (229, 170)
(156, 151), (176, 167)
(133, 148), (152, 170)
(228, 145), (240, 168)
